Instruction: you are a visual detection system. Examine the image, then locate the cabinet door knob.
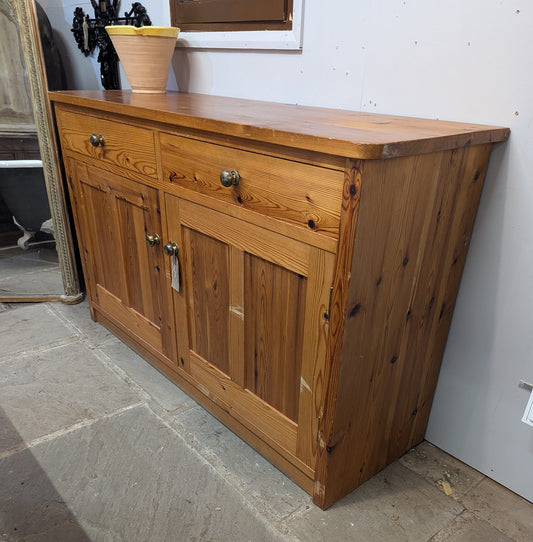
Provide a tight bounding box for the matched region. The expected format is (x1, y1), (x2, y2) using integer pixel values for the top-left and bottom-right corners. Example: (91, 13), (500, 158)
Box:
(89, 134), (106, 147)
(145, 233), (160, 247)
(220, 169), (240, 187)
(164, 242), (179, 256)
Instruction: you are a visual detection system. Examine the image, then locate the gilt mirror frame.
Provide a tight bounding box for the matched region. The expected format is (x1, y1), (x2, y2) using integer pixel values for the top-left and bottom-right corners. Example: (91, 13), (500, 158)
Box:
(3, 0), (82, 304)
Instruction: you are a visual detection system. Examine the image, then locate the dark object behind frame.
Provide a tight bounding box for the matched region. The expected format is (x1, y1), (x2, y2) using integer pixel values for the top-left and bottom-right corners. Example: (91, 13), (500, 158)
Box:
(71, 1), (151, 90)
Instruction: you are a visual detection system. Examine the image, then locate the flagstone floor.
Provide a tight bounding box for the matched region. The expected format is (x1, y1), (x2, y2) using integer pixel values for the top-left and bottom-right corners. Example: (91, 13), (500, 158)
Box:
(0, 300), (531, 541)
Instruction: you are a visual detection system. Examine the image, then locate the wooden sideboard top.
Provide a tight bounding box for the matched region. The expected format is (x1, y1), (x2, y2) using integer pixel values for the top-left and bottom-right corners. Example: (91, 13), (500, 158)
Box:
(49, 90), (509, 160)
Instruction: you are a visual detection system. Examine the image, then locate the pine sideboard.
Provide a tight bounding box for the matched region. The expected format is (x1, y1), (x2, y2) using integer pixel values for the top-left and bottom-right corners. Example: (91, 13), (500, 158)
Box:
(50, 90), (509, 509)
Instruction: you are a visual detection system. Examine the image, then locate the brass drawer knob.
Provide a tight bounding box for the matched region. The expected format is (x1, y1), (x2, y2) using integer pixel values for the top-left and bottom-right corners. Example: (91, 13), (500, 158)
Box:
(164, 242), (179, 257)
(89, 134), (105, 147)
(220, 169), (240, 187)
(145, 233), (160, 247)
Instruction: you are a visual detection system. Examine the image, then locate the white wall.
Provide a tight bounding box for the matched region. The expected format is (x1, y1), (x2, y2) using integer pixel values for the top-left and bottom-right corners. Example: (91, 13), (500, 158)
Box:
(41, 0), (533, 501)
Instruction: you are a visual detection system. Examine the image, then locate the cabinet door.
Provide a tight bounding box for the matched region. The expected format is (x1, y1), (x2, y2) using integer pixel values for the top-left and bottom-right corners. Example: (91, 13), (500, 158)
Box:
(166, 195), (334, 467)
(66, 159), (177, 365)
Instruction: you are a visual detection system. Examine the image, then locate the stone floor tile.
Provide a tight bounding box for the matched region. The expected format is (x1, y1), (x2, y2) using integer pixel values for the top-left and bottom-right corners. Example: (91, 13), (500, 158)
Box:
(0, 267), (62, 297)
(0, 405), (285, 542)
(0, 342), (142, 452)
(49, 300), (116, 348)
(399, 441), (485, 499)
(171, 406), (309, 523)
(0, 406), (25, 458)
(284, 462), (464, 542)
(0, 244), (59, 274)
(428, 510), (514, 542)
(458, 477), (533, 542)
(0, 304), (76, 359)
(97, 339), (197, 413)
(0, 303), (25, 312)
(0, 410), (90, 542)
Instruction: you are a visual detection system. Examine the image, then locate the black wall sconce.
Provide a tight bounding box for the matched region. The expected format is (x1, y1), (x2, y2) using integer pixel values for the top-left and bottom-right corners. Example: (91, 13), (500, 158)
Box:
(71, 1), (151, 90)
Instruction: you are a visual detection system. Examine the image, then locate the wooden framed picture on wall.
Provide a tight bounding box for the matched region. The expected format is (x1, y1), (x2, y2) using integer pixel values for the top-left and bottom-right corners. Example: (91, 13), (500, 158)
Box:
(170, 0), (294, 32)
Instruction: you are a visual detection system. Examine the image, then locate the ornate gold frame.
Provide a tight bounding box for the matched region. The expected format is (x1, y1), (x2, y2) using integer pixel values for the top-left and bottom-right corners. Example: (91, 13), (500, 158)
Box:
(3, 0), (82, 303)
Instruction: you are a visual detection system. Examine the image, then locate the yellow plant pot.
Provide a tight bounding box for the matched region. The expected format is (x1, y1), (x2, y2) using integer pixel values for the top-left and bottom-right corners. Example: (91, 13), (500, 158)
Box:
(105, 26), (179, 94)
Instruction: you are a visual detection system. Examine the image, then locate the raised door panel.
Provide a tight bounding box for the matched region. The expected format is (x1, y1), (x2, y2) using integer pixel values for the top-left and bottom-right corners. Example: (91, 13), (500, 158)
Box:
(66, 159), (177, 365)
(186, 229), (231, 375)
(166, 195), (334, 468)
(244, 254), (306, 422)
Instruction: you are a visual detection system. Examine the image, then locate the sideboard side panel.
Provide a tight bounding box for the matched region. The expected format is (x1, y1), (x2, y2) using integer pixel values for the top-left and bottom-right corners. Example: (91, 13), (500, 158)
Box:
(315, 144), (492, 508)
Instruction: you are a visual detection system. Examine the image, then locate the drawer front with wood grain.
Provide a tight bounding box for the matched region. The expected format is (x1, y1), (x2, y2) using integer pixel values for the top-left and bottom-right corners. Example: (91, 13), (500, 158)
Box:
(160, 133), (344, 239)
(55, 107), (158, 179)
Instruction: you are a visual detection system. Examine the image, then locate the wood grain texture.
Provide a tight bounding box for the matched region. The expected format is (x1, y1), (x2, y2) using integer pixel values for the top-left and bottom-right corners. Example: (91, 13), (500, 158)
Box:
(64, 159), (99, 309)
(159, 120), (347, 171)
(313, 160), (363, 505)
(55, 106), (158, 179)
(50, 90), (509, 160)
(0, 295), (62, 302)
(228, 246), (245, 388)
(178, 198), (311, 277)
(244, 254), (307, 422)
(163, 193), (191, 373)
(314, 145), (493, 509)
(160, 133), (343, 238)
(171, 195), (335, 465)
(189, 352), (299, 456)
(67, 160), (177, 364)
(187, 228), (231, 375)
(160, 181), (339, 254)
(296, 247), (336, 467)
(52, 93), (508, 510)
(96, 285), (162, 352)
(60, 106), (345, 171)
(76, 166), (128, 303)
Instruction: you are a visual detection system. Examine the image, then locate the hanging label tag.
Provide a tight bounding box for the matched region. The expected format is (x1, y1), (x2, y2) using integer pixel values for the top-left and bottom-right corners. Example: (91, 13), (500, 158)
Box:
(171, 253), (180, 292)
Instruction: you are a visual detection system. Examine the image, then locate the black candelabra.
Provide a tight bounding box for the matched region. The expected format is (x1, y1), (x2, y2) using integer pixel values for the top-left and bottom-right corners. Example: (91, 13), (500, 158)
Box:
(71, 1), (151, 90)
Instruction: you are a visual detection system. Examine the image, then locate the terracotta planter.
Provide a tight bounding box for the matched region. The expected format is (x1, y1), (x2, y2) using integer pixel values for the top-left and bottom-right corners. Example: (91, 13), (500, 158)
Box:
(105, 26), (179, 93)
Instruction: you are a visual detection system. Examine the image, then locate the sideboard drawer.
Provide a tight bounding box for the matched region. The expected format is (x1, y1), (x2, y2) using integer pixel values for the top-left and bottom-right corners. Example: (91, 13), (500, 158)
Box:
(160, 133), (344, 239)
(55, 107), (158, 179)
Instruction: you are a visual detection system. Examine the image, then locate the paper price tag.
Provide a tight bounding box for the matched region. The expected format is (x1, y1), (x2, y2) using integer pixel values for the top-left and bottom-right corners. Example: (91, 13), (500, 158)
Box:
(171, 253), (180, 293)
